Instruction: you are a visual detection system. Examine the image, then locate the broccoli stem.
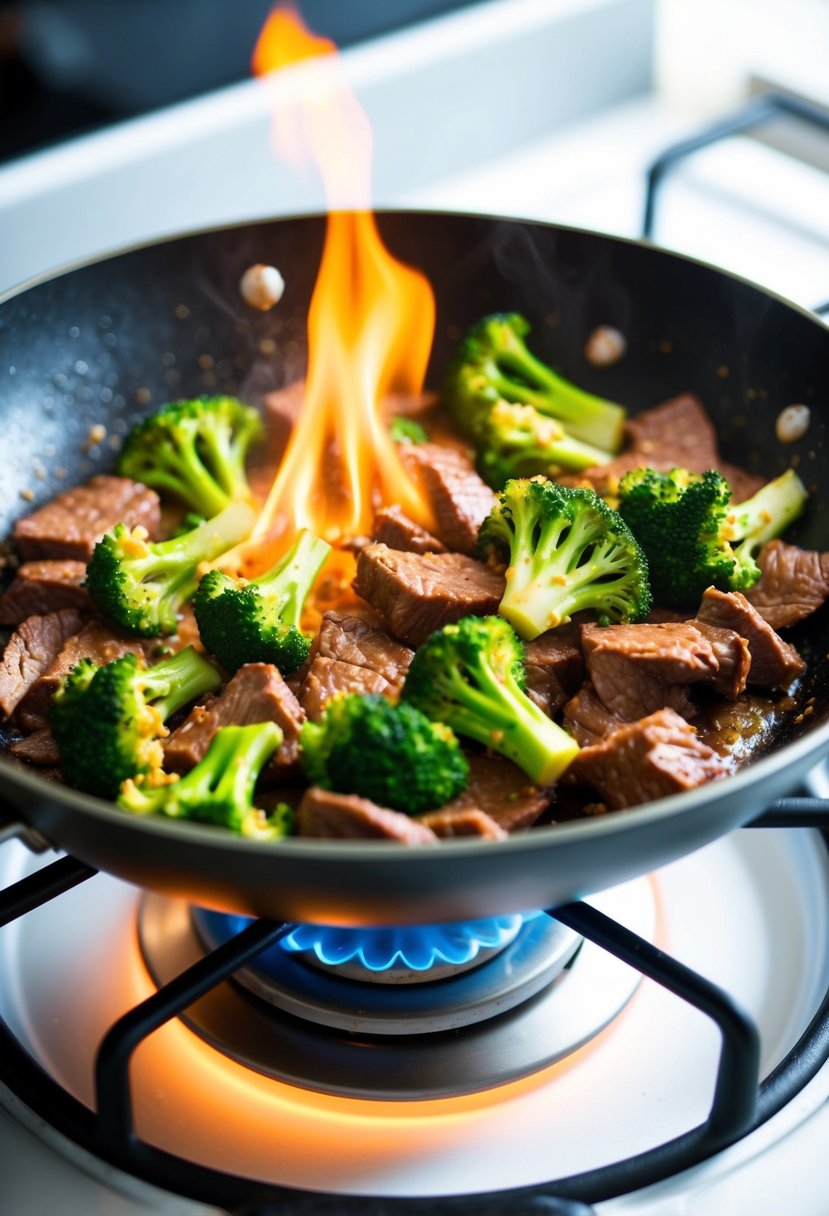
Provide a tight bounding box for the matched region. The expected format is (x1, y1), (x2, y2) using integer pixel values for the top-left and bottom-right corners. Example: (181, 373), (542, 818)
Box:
(441, 660), (579, 786)
(726, 468), (807, 580)
(121, 722), (284, 838)
(141, 646), (221, 721)
(252, 529), (332, 628)
(494, 342), (626, 452)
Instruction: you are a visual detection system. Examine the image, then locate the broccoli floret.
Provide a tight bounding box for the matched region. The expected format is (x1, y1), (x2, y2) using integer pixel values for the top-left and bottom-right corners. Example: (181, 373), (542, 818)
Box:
(119, 722), (288, 839)
(475, 399), (614, 489)
(85, 500), (256, 637)
(617, 466), (807, 607)
(389, 415), (428, 445)
(478, 477), (651, 639)
(402, 615), (579, 787)
(444, 313), (626, 453)
(194, 528), (331, 673)
(51, 646), (221, 799)
(117, 396), (264, 517)
(300, 692), (469, 813)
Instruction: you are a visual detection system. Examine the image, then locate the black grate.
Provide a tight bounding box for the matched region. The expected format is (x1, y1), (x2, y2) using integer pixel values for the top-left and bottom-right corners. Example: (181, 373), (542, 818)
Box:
(0, 795), (828, 1216)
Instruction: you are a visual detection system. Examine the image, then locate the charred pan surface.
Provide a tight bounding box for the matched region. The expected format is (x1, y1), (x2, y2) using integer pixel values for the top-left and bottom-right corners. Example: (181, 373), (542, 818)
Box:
(12, 475), (161, 561)
(353, 543), (505, 647)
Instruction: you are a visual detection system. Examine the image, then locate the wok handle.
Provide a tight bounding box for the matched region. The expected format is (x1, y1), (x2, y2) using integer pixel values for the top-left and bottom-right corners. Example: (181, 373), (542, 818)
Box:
(747, 796), (829, 829)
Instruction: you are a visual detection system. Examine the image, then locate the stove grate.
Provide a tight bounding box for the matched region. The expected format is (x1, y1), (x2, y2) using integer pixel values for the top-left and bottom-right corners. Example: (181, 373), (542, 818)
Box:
(1, 795), (829, 1214)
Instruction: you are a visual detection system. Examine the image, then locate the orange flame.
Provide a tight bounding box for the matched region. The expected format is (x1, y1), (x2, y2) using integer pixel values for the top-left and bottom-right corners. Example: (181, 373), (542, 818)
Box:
(251, 7), (436, 547)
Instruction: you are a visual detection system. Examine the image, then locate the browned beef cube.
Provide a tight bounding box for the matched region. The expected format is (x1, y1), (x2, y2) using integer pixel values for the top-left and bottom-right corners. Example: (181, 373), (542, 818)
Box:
(445, 753), (552, 832)
(0, 561), (92, 626)
(314, 612), (413, 688)
(696, 587), (805, 690)
(580, 621), (719, 721)
(164, 662), (305, 774)
(353, 544), (505, 647)
(371, 505), (446, 555)
(260, 380), (305, 466)
(9, 728), (60, 766)
(13, 476), (161, 561)
(562, 684), (626, 746)
(523, 625), (584, 718)
(745, 540), (829, 629)
(691, 620), (750, 699)
(16, 621), (149, 729)
(565, 394), (764, 501)
(0, 609), (85, 719)
(417, 806), (507, 840)
(400, 443), (496, 554)
(296, 788), (439, 843)
(298, 657), (392, 722)
(565, 708), (730, 811)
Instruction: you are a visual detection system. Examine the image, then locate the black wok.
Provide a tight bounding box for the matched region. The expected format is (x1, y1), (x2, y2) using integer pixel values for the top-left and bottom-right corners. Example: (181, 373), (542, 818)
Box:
(0, 211), (827, 925)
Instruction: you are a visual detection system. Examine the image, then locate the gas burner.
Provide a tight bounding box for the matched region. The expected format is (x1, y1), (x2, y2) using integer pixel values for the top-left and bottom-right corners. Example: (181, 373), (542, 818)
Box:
(138, 882), (656, 1099)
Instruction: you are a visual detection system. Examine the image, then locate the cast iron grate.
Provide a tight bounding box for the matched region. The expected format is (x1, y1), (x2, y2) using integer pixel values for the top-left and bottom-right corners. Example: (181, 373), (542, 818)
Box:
(0, 795), (828, 1216)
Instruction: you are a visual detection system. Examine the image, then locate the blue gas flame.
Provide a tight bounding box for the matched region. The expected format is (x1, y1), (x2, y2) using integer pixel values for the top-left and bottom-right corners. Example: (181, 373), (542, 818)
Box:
(195, 910), (539, 976)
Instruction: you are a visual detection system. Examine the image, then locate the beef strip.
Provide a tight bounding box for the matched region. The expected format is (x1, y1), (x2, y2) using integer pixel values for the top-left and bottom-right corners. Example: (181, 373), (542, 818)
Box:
(296, 787), (439, 843)
(313, 612), (414, 688)
(0, 561), (91, 626)
(9, 727), (60, 766)
(15, 620), (149, 729)
(164, 662), (305, 773)
(417, 806), (507, 840)
(13, 475), (161, 561)
(353, 544), (505, 647)
(371, 505), (446, 555)
(562, 684), (626, 746)
(446, 753), (552, 832)
(580, 621), (719, 721)
(696, 587), (806, 690)
(565, 708), (730, 811)
(566, 394), (765, 500)
(260, 380), (305, 468)
(298, 656), (394, 722)
(0, 609), (85, 719)
(691, 620), (751, 699)
(400, 443), (496, 554)
(522, 625), (584, 718)
(745, 539), (829, 629)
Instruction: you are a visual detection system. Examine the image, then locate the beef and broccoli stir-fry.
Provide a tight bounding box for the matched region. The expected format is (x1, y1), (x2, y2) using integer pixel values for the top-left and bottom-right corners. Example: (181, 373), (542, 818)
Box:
(2, 313), (828, 843)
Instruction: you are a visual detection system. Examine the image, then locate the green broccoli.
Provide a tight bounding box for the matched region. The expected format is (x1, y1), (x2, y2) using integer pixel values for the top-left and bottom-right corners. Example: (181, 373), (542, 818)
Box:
(617, 466), (807, 607)
(118, 722), (288, 839)
(51, 646), (221, 799)
(117, 396), (264, 517)
(193, 528), (331, 674)
(475, 399), (615, 490)
(478, 477), (651, 639)
(389, 415), (428, 445)
(444, 312), (626, 453)
(402, 615), (580, 787)
(300, 692), (469, 813)
(85, 500), (256, 637)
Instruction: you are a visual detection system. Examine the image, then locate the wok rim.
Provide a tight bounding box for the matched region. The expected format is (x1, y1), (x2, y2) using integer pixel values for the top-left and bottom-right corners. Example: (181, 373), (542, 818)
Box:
(1, 206), (828, 864)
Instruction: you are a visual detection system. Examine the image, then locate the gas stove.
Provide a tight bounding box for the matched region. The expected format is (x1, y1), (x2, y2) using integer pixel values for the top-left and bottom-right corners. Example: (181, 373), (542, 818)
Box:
(2, 1), (829, 1212)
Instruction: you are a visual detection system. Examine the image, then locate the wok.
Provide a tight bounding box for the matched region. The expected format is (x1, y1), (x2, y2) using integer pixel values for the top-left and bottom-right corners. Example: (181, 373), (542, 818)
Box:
(0, 211), (827, 926)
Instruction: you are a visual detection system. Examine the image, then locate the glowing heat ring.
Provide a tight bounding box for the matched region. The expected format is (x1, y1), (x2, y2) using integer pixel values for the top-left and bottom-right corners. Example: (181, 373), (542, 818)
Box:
(194, 910), (537, 979)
